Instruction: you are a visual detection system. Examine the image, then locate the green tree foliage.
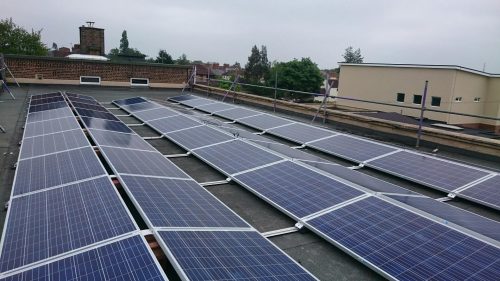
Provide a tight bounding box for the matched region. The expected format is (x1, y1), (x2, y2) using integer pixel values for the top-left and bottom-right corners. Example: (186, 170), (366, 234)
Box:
(119, 30), (129, 53)
(155, 49), (173, 64)
(267, 58), (323, 101)
(175, 53), (190, 65)
(342, 46), (363, 63)
(244, 45), (270, 83)
(0, 18), (48, 55)
(108, 30), (146, 61)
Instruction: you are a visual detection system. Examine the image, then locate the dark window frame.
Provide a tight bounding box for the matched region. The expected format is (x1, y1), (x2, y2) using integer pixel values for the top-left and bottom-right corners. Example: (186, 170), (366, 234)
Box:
(431, 96), (441, 107)
(413, 94), (422, 105)
(396, 93), (405, 103)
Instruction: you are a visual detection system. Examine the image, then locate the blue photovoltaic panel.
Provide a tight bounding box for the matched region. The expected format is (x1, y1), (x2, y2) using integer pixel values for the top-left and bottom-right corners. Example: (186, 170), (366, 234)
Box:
(0, 235), (166, 281)
(24, 117), (80, 138)
(166, 125), (233, 150)
(80, 116), (133, 133)
(308, 134), (398, 162)
(193, 140), (282, 175)
(0, 177), (136, 272)
(29, 96), (65, 105)
(132, 107), (179, 121)
(234, 161), (364, 218)
(71, 101), (109, 112)
(88, 129), (155, 151)
(180, 98), (215, 108)
(237, 114), (294, 131)
(459, 175), (500, 210)
(30, 93), (62, 100)
(20, 129), (89, 159)
(100, 146), (189, 178)
(256, 142), (329, 162)
(122, 102), (160, 112)
(157, 230), (317, 281)
(113, 97), (148, 106)
(168, 94), (200, 102)
(148, 115), (201, 133)
(26, 107), (74, 123)
(196, 102), (235, 113)
(367, 151), (490, 192)
(267, 123), (335, 143)
(214, 107), (261, 120)
(67, 96), (100, 105)
(65, 93), (96, 101)
(28, 101), (68, 113)
(302, 161), (418, 195)
(75, 108), (120, 121)
(120, 175), (249, 228)
(307, 196), (500, 281)
(386, 195), (500, 241)
(13, 147), (106, 196)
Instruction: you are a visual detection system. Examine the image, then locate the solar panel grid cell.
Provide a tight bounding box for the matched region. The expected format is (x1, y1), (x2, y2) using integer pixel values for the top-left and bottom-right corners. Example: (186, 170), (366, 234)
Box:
(80, 117), (133, 134)
(20, 129), (89, 159)
(65, 93), (96, 101)
(75, 108), (120, 121)
(214, 108), (261, 120)
(120, 176), (248, 228)
(459, 175), (500, 210)
(307, 196), (500, 281)
(168, 95), (200, 102)
(30, 93), (62, 100)
(166, 126), (233, 150)
(122, 102), (160, 112)
(67, 96), (101, 105)
(0, 177), (136, 272)
(196, 102), (235, 113)
(113, 97), (147, 106)
(237, 114), (294, 131)
(71, 101), (109, 112)
(157, 230), (317, 281)
(132, 107), (179, 121)
(29, 96), (65, 106)
(148, 115), (201, 133)
(180, 98), (215, 108)
(26, 107), (74, 123)
(88, 129), (155, 151)
(267, 123), (335, 143)
(29, 101), (68, 113)
(24, 117), (80, 138)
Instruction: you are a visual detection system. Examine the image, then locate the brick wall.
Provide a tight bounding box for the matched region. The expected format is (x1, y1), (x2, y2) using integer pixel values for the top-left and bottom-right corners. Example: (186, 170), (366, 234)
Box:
(4, 55), (191, 85)
(79, 27), (105, 56)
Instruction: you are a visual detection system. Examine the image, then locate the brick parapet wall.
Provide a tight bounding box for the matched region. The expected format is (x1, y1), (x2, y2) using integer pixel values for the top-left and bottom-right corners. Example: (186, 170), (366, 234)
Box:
(3, 55), (191, 84)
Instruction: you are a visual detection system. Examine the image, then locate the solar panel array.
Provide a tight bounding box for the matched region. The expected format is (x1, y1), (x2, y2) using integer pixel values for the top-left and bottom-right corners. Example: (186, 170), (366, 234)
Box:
(0, 92), (167, 280)
(72, 95), (317, 280)
(167, 95), (499, 210)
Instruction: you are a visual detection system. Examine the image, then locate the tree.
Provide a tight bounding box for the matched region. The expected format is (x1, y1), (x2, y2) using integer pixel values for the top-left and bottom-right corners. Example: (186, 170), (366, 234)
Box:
(244, 45), (270, 83)
(0, 18), (48, 56)
(119, 30), (129, 53)
(176, 53), (190, 65)
(155, 49), (173, 64)
(108, 30), (146, 61)
(267, 58), (323, 101)
(342, 46), (363, 63)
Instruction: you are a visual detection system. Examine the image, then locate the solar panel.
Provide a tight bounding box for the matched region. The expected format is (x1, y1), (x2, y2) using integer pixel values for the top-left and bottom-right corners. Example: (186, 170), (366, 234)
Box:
(458, 175), (500, 210)
(71, 101), (109, 112)
(65, 93), (96, 101)
(386, 195), (500, 241)
(88, 129), (155, 151)
(75, 108), (120, 121)
(30, 92), (62, 100)
(24, 117), (80, 138)
(168, 94), (200, 102)
(214, 107), (262, 120)
(0, 177), (136, 272)
(29, 101), (68, 113)
(100, 146), (189, 178)
(0, 235), (167, 280)
(234, 161), (364, 218)
(308, 134), (398, 162)
(157, 230), (317, 281)
(366, 151), (491, 192)
(80, 116), (133, 133)
(254, 142), (328, 162)
(237, 114), (294, 131)
(193, 140), (283, 175)
(29, 96), (65, 106)
(113, 97), (148, 106)
(13, 147), (106, 196)
(180, 98), (215, 108)
(67, 96), (101, 105)
(196, 102), (235, 113)
(26, 107), (74, 123)
(302, 161), (419, 195)
(148, 115), (201, 133)
(20, 129), (89, 159)
(122, 102), (160, 112)
(306, 196), (500, 281)
(120, 175), (249, 228)
(165, 126), (233, 150)
(132, 107), (179, 121)
(267, 123), (335, 143)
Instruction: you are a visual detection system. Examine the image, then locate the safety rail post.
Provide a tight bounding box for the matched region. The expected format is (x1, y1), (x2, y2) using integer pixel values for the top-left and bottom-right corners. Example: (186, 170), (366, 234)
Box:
(415, 80), (429, 148)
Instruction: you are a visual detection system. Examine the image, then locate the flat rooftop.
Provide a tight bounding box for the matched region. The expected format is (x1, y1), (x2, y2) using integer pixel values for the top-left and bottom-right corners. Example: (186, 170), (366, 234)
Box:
(1, 85), (499, 280)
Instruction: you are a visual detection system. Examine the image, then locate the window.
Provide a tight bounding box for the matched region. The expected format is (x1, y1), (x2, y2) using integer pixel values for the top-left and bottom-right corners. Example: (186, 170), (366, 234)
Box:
(80, 76), (101, 85)
(396, 93), (405, 102)
(431, 96), (441, 107)
(413, 94), (422, 104)
(454, 97), (463, 102)
(130, 78), (149, 86)
(474, 97), (481, 102)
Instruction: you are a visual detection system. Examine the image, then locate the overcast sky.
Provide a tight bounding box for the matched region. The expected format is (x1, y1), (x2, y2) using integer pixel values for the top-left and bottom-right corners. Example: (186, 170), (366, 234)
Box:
(4, 0), (500, 72)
